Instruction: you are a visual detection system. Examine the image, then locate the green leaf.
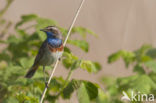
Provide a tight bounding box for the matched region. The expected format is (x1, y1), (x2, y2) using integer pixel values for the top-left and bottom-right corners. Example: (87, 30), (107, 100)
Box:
(46, 95), (57, 103)
(96, 89), (109, 103)
(108, 50), (135, 67)
(49, 77), (65, 93)
(117, 75), (156, 94)
(71, 79), (82, 89)
(101, 76), (116, 86)
(149, 72), (156, 83)
(134, 44), (152, 62)
(133, 64), (145, 74)
(16, 29), (28, 38)
(107, 84), (119, 96)
(80, 60), (101, 73)
(140, 55), (152, 62)
(131, 75), (156, 93)
(68, 39), (89, 52)
(62, 79), (82, 99)
(71, 60), (81, 70)
(62, 52), (78, 69)
(19, 57), (34, 69)
(122, 51), (135, 67)
(145, 60), (156, 72)
(3, 97), (18, 103)
(7, 35), (20, 44)
(16, 14), (38, 29)
(135, 44), (152, 55)
(146, 48), (156, 59)
(0, 52), (10, 61)
(64, 47), (71, 53)
(93, 62), (102, 71)
(108, 50), (123, 63)
(84, 81), (98, 100)
(62, 80), (75, 99)
(3, 65), (23, 80)
(16, 92), (39, 103)
(77, 83), (90, 103)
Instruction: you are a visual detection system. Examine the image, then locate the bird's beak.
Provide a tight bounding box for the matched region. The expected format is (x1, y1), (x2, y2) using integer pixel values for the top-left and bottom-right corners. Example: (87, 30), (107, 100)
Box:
(40, 29), (47, 32)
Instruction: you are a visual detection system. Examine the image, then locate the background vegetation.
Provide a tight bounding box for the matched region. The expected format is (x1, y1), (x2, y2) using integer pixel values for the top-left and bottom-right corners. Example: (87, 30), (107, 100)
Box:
(0, 0), (156, 103)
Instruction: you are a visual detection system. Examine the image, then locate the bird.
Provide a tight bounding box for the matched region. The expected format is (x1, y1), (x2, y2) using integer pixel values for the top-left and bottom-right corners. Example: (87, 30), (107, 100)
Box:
(25, 26), (64, 85)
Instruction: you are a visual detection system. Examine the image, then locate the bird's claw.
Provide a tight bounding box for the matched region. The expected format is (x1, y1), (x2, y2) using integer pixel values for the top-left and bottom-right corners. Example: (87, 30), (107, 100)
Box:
(45, 82), (49, 88)
(58, 58), (61, 61)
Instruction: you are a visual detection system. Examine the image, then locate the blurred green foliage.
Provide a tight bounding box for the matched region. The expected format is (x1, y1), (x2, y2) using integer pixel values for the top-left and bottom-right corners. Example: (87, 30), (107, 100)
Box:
(100, 44), (156, 103)
(0, 14), (102, 103)
(1, 1), (156, 103)
(0, 1), (101, 103)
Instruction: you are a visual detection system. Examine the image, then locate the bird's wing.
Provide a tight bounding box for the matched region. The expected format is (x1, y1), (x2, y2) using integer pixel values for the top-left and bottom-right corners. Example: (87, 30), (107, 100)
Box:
(33, 41), (47, 65)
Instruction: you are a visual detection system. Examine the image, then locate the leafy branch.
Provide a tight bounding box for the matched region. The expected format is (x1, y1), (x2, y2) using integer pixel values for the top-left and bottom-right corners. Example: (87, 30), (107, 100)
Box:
(100, 44), (156, 102)
(0, 0), (14, 18)
(0, 1), (100, 103)
(0, 10), (101, 103)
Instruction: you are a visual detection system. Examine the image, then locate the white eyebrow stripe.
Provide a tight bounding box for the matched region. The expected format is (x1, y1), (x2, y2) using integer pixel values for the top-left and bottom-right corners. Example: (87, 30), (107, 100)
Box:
(46, 26), (58, 31)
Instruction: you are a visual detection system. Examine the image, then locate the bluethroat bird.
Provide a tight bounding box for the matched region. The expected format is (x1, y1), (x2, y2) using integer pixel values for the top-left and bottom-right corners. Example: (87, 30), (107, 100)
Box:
(25, 26), (63, 86)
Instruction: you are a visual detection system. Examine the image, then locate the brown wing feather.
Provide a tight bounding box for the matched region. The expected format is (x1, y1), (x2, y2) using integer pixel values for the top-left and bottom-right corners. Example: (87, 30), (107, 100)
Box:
(33, 41), (47, 65)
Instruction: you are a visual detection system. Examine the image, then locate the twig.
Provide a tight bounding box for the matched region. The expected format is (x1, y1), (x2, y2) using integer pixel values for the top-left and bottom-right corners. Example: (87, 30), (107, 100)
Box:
(39, 0), (86, 103)
(0, 21), (12, 38)
(0, 0), (14, 19)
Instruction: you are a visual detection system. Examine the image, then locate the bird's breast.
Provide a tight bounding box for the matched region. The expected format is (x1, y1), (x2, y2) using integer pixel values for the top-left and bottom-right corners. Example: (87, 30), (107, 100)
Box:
(48, 44), (64, 52)
(42, 44), (63, 66)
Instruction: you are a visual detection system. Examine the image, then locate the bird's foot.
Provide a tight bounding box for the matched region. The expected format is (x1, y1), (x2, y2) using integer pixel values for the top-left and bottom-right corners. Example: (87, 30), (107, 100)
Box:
(58, 57), (61, 61)
(45, 82), (49, 88)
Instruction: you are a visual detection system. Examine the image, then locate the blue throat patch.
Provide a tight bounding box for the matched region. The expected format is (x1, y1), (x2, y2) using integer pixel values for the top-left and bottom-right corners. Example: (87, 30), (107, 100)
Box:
(45, 31), (62, 47)
(47, 38), (62, 47)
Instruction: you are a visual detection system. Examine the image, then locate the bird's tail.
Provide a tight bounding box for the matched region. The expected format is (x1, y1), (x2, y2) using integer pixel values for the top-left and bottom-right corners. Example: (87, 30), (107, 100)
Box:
(25, 65), (39, 78)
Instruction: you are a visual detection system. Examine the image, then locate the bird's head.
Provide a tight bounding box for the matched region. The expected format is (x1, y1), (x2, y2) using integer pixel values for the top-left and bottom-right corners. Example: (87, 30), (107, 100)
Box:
(40, 26), (62, 39)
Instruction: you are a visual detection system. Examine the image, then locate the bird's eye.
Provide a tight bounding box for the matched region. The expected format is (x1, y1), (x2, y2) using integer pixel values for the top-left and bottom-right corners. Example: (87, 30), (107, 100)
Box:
(47, 28), (52, 32)
(52, 30), (58, 34)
